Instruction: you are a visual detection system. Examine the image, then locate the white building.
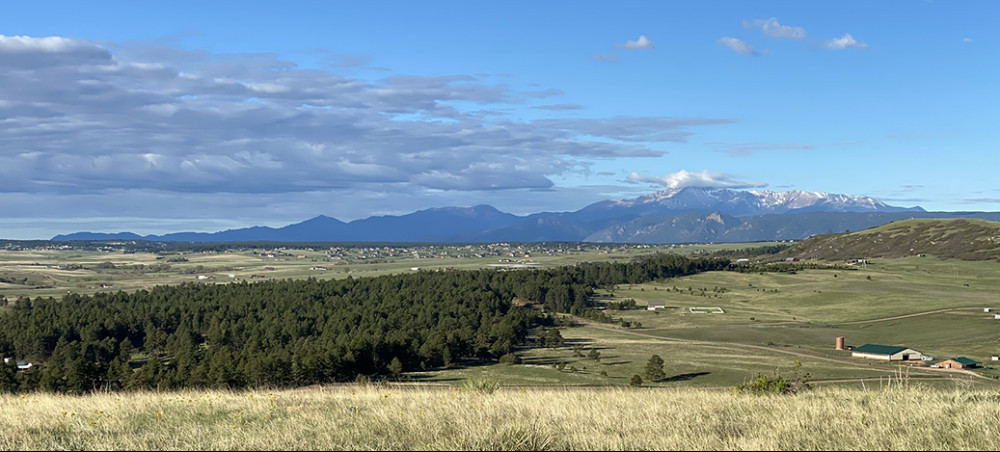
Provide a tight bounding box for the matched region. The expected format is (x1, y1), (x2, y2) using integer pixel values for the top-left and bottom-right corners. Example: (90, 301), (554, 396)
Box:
(851, 344), (923, 361)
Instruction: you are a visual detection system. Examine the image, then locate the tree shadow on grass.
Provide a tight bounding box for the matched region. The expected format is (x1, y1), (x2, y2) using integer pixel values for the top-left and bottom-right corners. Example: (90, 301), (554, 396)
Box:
(520, 357), (572, 366)
(661, 371), (711, 382)
(407, 374), (463, 382)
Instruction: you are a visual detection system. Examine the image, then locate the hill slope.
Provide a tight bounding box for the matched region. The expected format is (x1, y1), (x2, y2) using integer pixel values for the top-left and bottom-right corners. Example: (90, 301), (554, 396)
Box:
(782, 218), (1000, 261)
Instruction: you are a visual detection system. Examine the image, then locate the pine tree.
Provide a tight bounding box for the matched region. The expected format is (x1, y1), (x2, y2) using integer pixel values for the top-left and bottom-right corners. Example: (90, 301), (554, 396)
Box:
(645, 354), (665, 382)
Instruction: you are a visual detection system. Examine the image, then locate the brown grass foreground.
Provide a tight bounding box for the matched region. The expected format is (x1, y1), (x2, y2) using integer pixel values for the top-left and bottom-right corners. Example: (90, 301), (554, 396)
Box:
(1, 383), (999, 450)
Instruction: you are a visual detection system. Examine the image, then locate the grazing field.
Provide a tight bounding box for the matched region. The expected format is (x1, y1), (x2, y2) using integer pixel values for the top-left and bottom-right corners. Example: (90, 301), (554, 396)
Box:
(3, 241), (999, 389)
(0, 241), (769, 300)
(416, 257), (1000, 387)
(2, 384), (1000, 451)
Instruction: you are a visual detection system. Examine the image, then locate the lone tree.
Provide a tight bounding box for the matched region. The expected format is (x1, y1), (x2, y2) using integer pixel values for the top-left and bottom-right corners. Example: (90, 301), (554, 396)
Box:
(645, 354), (665, 382)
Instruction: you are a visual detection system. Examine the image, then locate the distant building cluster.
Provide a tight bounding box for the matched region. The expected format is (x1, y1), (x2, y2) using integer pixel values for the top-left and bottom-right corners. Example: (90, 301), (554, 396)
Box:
(836, 336), (983, 370)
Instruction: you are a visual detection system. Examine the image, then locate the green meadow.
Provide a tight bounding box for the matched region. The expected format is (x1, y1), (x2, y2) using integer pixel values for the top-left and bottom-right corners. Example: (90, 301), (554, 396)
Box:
(3, 242), (999, 388)
(416, 256), (1000, 388)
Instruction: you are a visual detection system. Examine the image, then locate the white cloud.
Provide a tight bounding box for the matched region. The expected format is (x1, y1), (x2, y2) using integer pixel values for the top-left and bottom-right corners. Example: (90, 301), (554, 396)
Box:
(626, 170), (767, 189)
(825, 33), (868, 50)
(963, 37), (973, 43)
(619, 35), (654, 50)
(0, 35), (89, 53)
(718, 37), (759, 55)
(744, 18), (807, 40)
(0, 34), (737, 226)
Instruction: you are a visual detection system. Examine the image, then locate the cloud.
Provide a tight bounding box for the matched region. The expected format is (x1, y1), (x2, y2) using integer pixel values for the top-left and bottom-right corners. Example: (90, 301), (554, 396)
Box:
(963, 37), (973, 43)
(0, 34), (737, 227)
(885, 133), (933, 139)
(718, 37), (759, 55)
(713, 142), (815, 156)
(626, 170), (767, 190)
(328, 54), (374, 68)
(744, 18), (807, 40)
(532, 117), (737, 144)
(532, 104), (585, 111)
(522, 88), (563, 98)
(593, 52), (618, 62)
(618, 35), (654, 50)
(825, 33), (868, 50)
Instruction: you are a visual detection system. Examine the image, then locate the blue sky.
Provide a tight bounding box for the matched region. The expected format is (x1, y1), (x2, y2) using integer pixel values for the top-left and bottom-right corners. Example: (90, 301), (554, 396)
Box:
(0, 1), (997, 239)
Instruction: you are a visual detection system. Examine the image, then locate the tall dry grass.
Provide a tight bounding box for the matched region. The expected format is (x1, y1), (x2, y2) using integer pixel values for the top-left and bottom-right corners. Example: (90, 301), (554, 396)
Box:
(1, 382), (999, 450)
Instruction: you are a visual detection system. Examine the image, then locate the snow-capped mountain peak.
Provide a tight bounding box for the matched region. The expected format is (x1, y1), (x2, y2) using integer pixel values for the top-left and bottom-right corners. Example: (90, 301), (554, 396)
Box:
(584, 186), (917, 219)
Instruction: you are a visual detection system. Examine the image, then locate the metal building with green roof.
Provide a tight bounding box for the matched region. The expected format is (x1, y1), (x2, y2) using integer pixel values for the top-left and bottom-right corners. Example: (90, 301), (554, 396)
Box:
(937, 357), (981, 369)
(851, 344), (924, 361)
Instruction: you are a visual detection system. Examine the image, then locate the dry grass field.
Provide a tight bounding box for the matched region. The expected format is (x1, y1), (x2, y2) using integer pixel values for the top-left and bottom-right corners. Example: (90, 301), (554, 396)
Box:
(4, 239), (1000, 450)
(2, 383), (999, 450)
(0, 242), (744, 299)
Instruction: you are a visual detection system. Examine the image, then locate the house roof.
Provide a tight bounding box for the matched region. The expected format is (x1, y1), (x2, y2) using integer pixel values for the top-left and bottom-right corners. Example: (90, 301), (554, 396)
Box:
(853, 344), (909, 355)
(951, 357), (980, 366)
(647, 300), (666, 307)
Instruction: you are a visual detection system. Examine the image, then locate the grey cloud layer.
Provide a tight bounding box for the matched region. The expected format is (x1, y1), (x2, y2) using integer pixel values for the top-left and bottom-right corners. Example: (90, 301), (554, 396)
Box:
(0, 35), (734, 197)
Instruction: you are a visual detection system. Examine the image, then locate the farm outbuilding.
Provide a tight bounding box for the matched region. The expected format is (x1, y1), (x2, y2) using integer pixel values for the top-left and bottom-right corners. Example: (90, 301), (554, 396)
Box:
(937, 357), (980, 369)
(647, 300), (666, 310)
(851, 344), (923, 362)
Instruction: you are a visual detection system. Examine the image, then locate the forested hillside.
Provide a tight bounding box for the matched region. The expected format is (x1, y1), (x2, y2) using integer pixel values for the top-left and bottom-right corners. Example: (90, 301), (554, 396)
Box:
(0, 254), (728, 393)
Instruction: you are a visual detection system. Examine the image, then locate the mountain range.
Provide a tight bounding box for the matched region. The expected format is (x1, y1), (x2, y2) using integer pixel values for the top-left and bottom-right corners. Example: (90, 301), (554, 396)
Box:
(51, 187), (1000, 244)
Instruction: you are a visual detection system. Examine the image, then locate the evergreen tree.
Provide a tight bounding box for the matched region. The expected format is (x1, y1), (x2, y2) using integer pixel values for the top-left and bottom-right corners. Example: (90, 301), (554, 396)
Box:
(644, 354), (665, 382)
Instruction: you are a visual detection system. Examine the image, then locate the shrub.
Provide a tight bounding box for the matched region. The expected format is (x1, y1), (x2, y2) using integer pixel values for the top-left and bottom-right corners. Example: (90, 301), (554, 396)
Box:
(499, 353), (522, 364)
(735, 362), (811, 395)
(463, 378), (500, 394)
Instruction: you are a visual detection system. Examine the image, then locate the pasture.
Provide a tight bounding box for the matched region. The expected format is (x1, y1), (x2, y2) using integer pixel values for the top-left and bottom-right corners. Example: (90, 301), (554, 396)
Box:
(3, 241), (999, 388)
(0, 242), (742, 300)
(419, 256), (1000, 387)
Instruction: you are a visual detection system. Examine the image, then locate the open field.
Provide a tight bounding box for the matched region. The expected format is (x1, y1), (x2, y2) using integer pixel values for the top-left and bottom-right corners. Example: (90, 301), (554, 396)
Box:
(416, 257), (1000, 387)
(2, 384), (1000, 450)
(0, 242), (763, 300)
(3, 241), (999, 389)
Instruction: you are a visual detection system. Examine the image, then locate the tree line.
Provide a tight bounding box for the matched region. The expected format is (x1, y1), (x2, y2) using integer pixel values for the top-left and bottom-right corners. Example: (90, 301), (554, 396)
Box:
(0, 253), (728, 393)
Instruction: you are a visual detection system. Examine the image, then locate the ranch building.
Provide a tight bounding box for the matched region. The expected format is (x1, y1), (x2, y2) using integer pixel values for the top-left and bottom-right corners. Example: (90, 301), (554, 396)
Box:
(936, 357), (980, 369)
(851, 344), (924, 362)
(647, 300), (666, 310)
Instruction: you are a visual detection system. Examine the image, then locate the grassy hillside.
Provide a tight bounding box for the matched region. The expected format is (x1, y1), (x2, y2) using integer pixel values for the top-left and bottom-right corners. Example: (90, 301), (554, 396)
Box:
(781, 218), (1000, 261)
(411, 256), (1000, 387)
(2, 384), (999, 450)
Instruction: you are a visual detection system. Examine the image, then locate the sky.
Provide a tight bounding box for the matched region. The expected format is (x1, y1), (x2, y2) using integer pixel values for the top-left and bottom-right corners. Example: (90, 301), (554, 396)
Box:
(0, 1), (998, 239)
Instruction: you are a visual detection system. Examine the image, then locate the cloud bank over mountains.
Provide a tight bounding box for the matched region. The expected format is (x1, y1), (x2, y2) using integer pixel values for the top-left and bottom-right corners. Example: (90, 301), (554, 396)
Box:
(626, 170), (767, 190)
(0, 34), (733, 230)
